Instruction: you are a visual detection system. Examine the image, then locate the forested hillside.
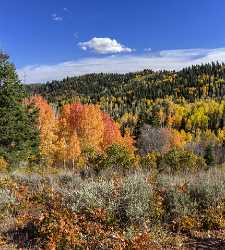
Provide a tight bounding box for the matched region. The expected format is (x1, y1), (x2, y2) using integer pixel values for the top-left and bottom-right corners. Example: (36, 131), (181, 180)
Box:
(26, 62), (225, 164)
(26, 62), (225, 104)
(26, 62), (225, 129)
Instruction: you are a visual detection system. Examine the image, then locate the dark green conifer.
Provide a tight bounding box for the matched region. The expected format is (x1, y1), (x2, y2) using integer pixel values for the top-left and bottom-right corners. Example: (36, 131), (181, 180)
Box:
(204, 144), (215, 166)
(0, 52), (39, 166)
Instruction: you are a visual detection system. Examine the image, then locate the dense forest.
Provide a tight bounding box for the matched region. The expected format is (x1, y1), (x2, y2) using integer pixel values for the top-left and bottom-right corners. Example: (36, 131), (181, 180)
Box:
(26, 62), (225, 164)
(26, 62), (225, 104)
(2, 53), (225, 248)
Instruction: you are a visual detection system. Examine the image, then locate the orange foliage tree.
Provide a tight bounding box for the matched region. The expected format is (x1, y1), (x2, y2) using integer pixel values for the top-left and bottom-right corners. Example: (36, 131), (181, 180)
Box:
(63, 105), (134, 152)
(101, 113), (134, 152)
(27, 95), (57, 164)
(101, 112), (124, 149)
(28, 96), (134, 167)
(52, 103), (81, 168)
(60, 103), (104, 151)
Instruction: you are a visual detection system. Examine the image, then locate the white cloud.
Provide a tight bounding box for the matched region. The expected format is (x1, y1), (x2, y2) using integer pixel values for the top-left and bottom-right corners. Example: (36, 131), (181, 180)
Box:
(78, 37), (134, 54)
(159, 48), (210, 59)
(144, 48), (152, 52)
(18, 47), (225, 83)
(51, 13), (63, 22)
(63, 7), (68, 12)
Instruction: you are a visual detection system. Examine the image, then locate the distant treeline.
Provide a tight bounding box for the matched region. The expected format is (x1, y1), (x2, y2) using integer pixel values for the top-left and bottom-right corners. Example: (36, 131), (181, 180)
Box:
(25, 62), (225, 129)
(26, 62), (225, 102)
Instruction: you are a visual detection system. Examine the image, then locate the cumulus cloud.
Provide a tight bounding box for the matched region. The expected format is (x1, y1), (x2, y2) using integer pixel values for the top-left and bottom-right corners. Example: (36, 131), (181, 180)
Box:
(18, 47), (225, 83)
(78, 37), (134, 54)
(51, 13), (63, 22)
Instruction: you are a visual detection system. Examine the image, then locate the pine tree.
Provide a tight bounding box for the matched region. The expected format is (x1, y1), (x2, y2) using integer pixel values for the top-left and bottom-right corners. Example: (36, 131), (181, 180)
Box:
(204, 144), (215, 166)
(0, 52), (39, 165)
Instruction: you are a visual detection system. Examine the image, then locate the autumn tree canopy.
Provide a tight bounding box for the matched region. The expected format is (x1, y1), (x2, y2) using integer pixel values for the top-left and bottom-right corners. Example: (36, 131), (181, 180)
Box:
(28, 95), (133, 167)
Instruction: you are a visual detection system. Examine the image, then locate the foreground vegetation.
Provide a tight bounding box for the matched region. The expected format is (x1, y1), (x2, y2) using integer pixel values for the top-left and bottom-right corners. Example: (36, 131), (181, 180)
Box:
(1, 166), (225, 249)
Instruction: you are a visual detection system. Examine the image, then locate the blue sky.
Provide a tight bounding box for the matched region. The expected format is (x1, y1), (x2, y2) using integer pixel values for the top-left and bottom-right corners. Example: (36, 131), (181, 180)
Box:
(1, 0), (225, 82)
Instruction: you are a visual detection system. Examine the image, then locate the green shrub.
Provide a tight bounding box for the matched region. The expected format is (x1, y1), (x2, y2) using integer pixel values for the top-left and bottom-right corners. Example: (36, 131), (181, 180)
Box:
(164, 186), (197, 220)
(140, 151), (159, 170)
(60, 179), (114, 213)
(0, 188), (16, 213)
(189, 180), (225, 210)
(60, 173), (158, 228)
(160, 167), (225, 232)
(96, 144), (136, 173)
(159, 149), (207, 174)
(114, 174), (154, 226)
(163, 184), (202, 232)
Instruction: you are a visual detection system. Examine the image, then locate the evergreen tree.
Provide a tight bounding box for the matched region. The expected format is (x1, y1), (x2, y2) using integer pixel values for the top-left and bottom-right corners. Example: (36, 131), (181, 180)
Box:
(204, 144), (215, 166)
(0, 52), (39, 165)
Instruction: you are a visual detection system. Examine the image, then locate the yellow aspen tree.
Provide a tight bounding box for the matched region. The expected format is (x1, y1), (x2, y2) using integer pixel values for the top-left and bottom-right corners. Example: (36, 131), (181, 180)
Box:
(68, 103), (104, 151)
(27, 95), (58, 165)
(66, 132), (81, 169)
(55, 137), (67, 168)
